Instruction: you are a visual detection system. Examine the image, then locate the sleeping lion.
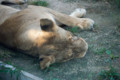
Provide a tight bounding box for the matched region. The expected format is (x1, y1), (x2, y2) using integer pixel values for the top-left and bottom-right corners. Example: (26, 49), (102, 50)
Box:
(0, 4), (94, 69)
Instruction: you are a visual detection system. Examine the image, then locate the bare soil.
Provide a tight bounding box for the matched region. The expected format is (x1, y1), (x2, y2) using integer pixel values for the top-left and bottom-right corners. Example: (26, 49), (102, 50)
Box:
(0, 0), (120, 80)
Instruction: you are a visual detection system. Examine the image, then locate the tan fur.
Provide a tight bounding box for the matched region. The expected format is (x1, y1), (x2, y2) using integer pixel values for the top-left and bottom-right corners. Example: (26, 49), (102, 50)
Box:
(0, 5), (94, 69)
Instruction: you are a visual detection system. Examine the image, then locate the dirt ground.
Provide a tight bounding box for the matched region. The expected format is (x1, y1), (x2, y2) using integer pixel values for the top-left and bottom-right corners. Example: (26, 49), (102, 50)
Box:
(0, 0), (120, 80)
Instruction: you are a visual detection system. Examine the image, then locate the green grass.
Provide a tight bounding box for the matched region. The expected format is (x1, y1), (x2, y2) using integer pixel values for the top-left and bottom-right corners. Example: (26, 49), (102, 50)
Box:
(95, 47), (106, 55)
(98, 66), (120, 80)
(105, 50), (119, 60)
(93, 24), (98, 28)
(30, 0), (48, 7)
(95, 47), (119, 60)
(109, 0), (120, 7)
(96, 47), (120, 80)
(66, 26), (79, 33)
(115, 0), (120, 7)
(0, 65), (21, 80)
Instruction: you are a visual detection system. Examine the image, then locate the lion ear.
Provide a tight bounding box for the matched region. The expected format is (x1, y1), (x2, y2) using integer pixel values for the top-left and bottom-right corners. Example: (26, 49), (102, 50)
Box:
(40, 19), (54, 32)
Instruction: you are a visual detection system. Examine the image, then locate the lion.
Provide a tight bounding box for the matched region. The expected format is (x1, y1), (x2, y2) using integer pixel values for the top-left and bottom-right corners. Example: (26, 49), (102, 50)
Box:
(0, 5), (94, 69)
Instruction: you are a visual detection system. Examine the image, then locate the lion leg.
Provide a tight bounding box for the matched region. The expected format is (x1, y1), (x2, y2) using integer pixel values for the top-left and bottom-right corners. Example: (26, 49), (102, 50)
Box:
(48, 8), (94, 30)
(27, 6), (94, 30)
(56, 8), (87, 26)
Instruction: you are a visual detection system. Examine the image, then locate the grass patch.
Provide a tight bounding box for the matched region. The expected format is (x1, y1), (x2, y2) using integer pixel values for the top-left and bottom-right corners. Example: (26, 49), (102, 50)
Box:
(115, 0), (120, 7)
(0, 63), (22, 80)
(95, 47), (106, 55)
(65, 26), (79, 33)
(105, 50), (119, 60)
(95, 48), (119, 60)
(97, 48), (120, 80)
(29, 0), (48, 7)
(93, 23), (99, 29)
(98, 66), (120, 80)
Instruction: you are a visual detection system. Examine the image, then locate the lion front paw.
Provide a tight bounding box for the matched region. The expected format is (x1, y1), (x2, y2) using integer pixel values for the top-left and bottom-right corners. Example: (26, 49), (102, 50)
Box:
(77, 18), (94, 30)
(39, 55), (55, 69)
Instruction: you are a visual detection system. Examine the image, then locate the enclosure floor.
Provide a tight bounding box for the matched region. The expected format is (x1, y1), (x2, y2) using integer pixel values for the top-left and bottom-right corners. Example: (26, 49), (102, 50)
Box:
(0, 0), (120, 80)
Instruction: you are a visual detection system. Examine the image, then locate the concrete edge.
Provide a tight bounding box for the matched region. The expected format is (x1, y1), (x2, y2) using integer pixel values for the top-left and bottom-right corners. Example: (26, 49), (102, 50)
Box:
(0, 61), (43, 80)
